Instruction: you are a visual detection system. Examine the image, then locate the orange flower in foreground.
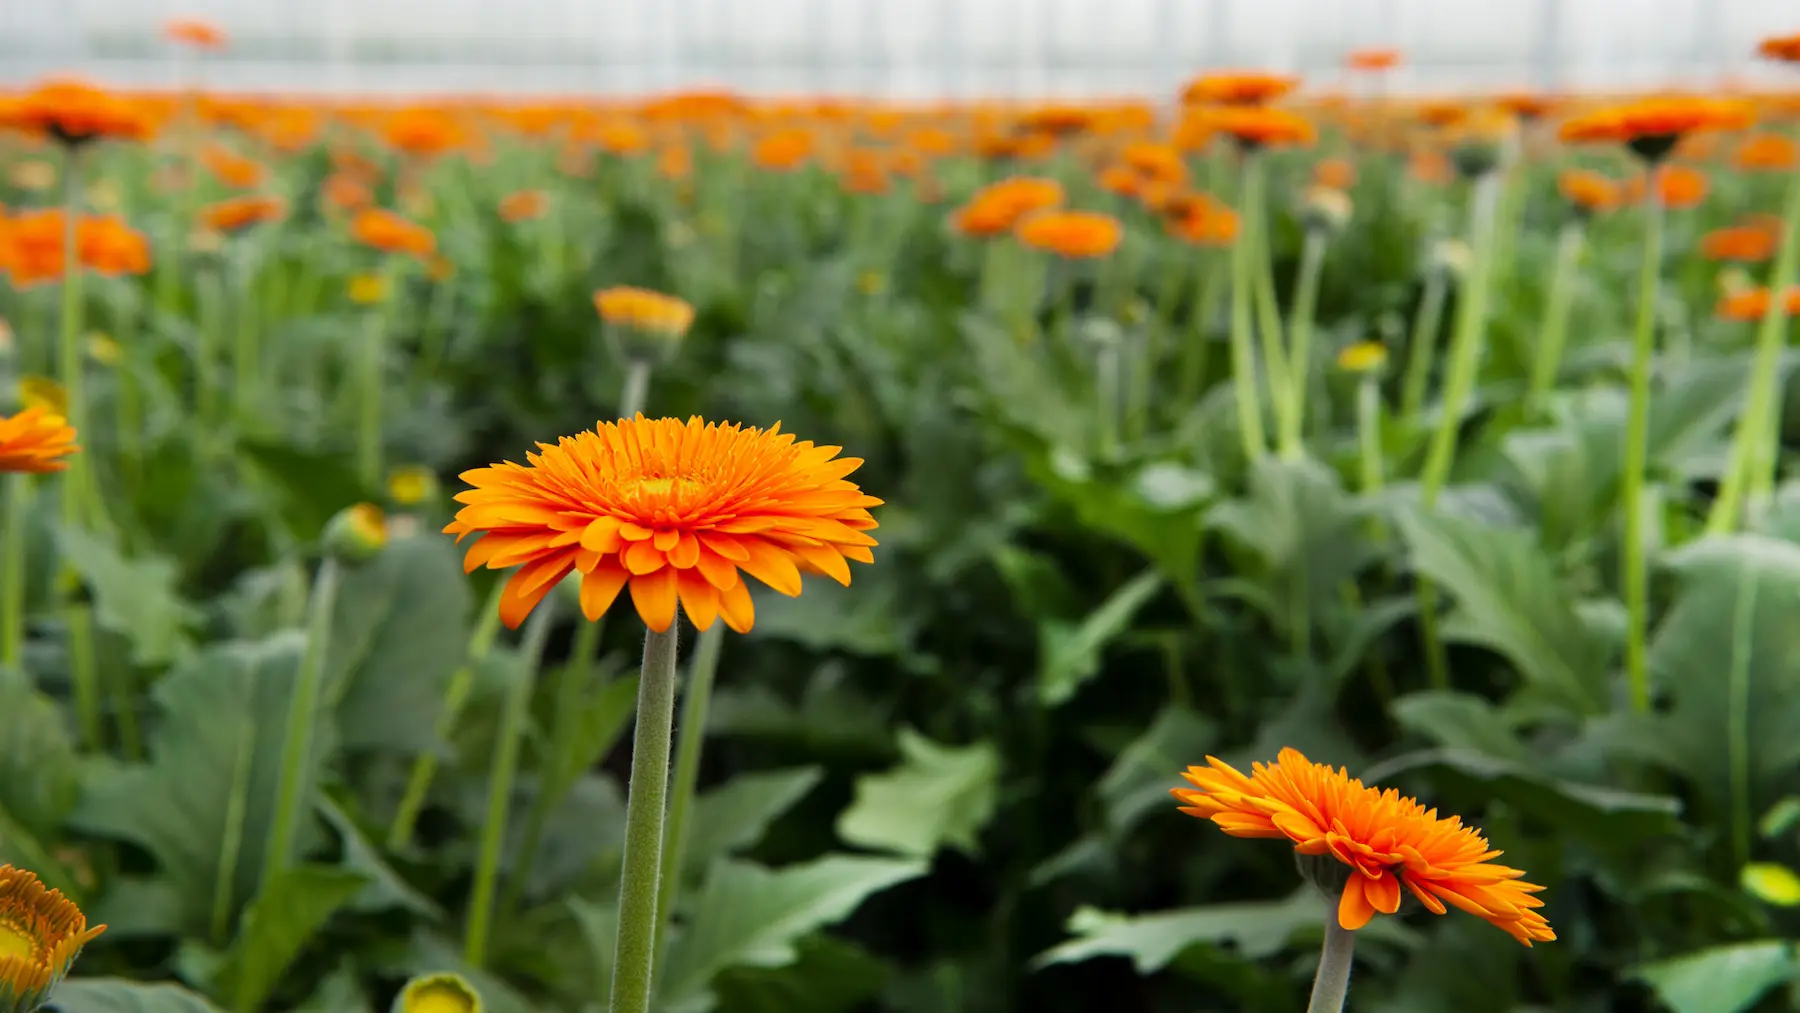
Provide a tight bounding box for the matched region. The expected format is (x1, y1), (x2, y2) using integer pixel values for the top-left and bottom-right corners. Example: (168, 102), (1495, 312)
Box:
(594, 286), (695, 335)
(1174, 748), (1556, 945)
(1209, 107), (1316, 149)
(0, 406), (79, 473)
(165, 17), (227, 49)
(199, 142), (266, 188)
(1701, 223), (1778, 263)
(445, 415), (881, 632)
(1181, 72), (1300, 107)
(0, 864), (106, 1010)
(2, 79), (152, 145)
(351, 208), (436, 258)
(1718, 285), (1800, 322)
(499, 189), (548, 223)
(1015, 210), (1123, 259)
(199, 195), (286, 234)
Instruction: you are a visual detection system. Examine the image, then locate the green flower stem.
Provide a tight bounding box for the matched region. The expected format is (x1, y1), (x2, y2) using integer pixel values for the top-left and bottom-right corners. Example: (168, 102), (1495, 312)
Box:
(1620, 186), (1665, 715)
(609, 622), (682, 1013)
(1178, 262), (1225, 406)
(1094, 338), (1122, 458)
(357, 257), (405, 490)
(66, 603), (101, 749)
(1524, 220), (1587, 421)
(387, 579), (506, 850)
(654, 623), (725, 966)
(57, 146), (89, 546)
(619, 361), (652, 421)
(1306, 915), (1357, 1013)
(232, 243), (260, 427)
(464, 600), (555, 969)
(1708, 169), (1800, 536)
(263, 558), (341, 889)
(1399, 269), (1450, 423)
(1278, 228), (1329, 461)
(196, 264), (225, 435)
(1417, 170), (1504, 692)
(1246, 158), (1296, 445)
(1355, 377), (1384, 502)
(1228, 164), (1268, 461)
(115, 304), (143, 490)
(1, 475), (28, 671)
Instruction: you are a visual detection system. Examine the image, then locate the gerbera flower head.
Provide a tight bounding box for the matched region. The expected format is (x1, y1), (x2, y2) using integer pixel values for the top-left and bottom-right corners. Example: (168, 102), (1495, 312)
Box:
(498, 189), (548, 223)
(1759, 33), (1800, 64)
(199, 195), (287, 235)
(165, 17), (227, 49)
(1207, 107), (1317, 151)
(1181, 71), (1300, 107)
(1014, 210), (1123, 259)
(1557, 168), (1619, 216)
(351, 208), (436, 259)
(446, 416), (881, 632)
(1172, 748), (1556, 946)
(1, 78), (153, 146)
(0, 864), (106, 1012)
(594, 286), (696, 364)
(1558, 96), (1754, 161)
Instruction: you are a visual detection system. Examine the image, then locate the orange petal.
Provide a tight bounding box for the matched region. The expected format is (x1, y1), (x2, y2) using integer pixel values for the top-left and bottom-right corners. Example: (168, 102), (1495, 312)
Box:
(499, 556), (573, 629)
(718, 578), (755, 633)
(1364, 871), (1402, 915)
(623, 539), (667, 575)
(677, 568), (721, 631)
(737, 539), (803, 596)
(630, 567), (680, 632)
(580, 515), (624, 553)
(668, 531), (701, 568)
(1337, 876), (1376, 931)
(789, 542), (852, 585)
(579, 561), (631, 621)
(694, 548), (741, 591)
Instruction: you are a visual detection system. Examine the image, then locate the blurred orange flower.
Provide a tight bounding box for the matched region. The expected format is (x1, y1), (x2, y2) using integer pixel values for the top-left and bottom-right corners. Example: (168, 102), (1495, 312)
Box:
(1346, 48), (1400, 72)
(1701, 223), (1778, 263)
(1, 79), (153, 146)
(199, 142), (266, 188)
(951, 177), (1065, 238)
(1558, 169), (1620, 213)
(0, 210), (152, 286)
(1734, 132), (1799, 172)
(1181, 72), (1300, 107)
(1717, 285), (1800, 321)
(0, 406), (79, 473)
(1015, 210), (1123, 259)
(499, 189), (548, 223)
(165, 18), (227, 49)
(351, 208), (436, 258)
(199, 195), (286, 234)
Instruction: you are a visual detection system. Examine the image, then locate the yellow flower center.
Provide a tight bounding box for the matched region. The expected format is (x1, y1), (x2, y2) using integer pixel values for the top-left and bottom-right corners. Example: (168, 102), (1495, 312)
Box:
(0, 917), (39, 964)
(402, 981), (476, 1013)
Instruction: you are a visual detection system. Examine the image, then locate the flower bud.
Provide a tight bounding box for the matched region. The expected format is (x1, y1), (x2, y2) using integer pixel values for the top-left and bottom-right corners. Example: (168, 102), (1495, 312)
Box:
(392, 972), (482, 1013)
(1300, 185), (1354, 235)
(1336, 340), (1389, 375)
(386, 465), (438, 508)
(1426, 238), (1471, 280)
(323, 503), (389, 563)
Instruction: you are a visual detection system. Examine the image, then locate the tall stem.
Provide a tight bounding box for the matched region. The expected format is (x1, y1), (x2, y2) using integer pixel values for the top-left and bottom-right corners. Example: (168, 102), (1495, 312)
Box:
(1279, 229), (1328, 460)
(57, 146), (88, 566)
(1228, 163), (1268, 461)
(608, 623), (682, 1013)
(1620, 183), (1665, 715)
(0, 475), (28, 670)
(619, 360), (651, 421)
(1305, 916), (1357, 1013)
(357, 257), (403, 489)
(1398, 270), (1449, 422)
(262, 558), (341, 889)
(1524, 221), (1587, 421)
(464, 601), (555, 968)
(1247, 159), (1295, 442)
(654, 624), (724, 964)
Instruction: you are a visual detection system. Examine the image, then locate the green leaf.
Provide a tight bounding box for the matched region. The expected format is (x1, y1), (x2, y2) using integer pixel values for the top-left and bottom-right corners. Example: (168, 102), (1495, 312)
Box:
(1388, 691), (1530, 763)
(292, 963), (374, 1013)
(217, 864), (368, 1013)
(709, 673), (892, 759)
(836, 729), (999, 858)
(1094, 706), (1215, 835)
(1033, 889), (1411, 973)
(67, 634), (334, 938)
(540, 673), (639, 814)
(657, 856), (926, 1013)
(238, 439), (369, 541)
(1632, 940), (1797, 1013)
(712, 934), (890, 1013)
(568, 898), (619, 1002)
(327, 536), (474, 754)
(1397, 508), (1610, 713)
(44, 980), (228, 1013)
(1037, 570), (1162, 707)
(0, 679), (80, 870)
(317, 796), (442, 919)
(684, 767), (824, 876)
(54, 524), (200, 666)
(748, 575), (919, 659)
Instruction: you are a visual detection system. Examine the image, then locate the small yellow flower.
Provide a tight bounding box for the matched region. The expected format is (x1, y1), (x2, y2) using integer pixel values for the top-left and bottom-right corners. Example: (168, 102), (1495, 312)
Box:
(1742, 862), (1800, 907)
(1337, 341), (1390, 374)
(349, 273), (389, 305)
(394, 972), (482, 1013)
(324, 503), (389, 563)
(857, 270), (888, 296)
(17, 376), (68, 417)
(386, 465), (438, 507)
(0, 864), (107, 1013)
(85, 333), (122, 367)
(8, 161), (55, 193)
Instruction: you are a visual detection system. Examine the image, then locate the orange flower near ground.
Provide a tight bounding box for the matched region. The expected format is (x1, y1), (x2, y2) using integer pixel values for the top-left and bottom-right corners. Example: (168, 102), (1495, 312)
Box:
(165, 18), (227, 49)
(1758, 33), (1800, 63)
(1701, 223), (1778, 263)
(445, 415), (881, 632)
(321, 173), (374, 212)
(1623, 164), (1708, 209)
(0, 210), (152, 286)
(199, 195), (286, 234)
(0, 864), (106, 1010)
(1346, 48), (1401, 72)
(1208, 107), (1316, 149)
(382, 106), (470, 160)
(1734, 132), (1799, 172)
(1717, 285), (1800, 322)
(1181, 71), (1300, 107)
(951, 177), (1065, 238)
(1313, 157), (1357, 190)
(1015, 211), (1123, 259)
(0, 406), (79, 473)
(499, 189), (548, 223)
(1161, 193), (1241, 246)
(1173, 748), (1556, 945)
(1, 79), (153, 145)
(351, 209), (436, 258)
(594, 286), (695, 335)
(199, 142), (266, 188)
(1558, 169), (1620, 213)
(752, 128), (813, 171)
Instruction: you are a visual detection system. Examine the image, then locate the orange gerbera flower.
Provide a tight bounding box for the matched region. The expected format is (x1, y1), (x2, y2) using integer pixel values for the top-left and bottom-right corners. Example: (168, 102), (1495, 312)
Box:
(1173, 748), (1556, 946)
(165, 17), (227, 49)
(1759, 33), (1800, 63)
(1015, 210), (1123, 259)
(1558, 96), (1754, 159)
(1701, 223), (1778, 263)
(1734, 132), (1799, 172)
(751, 128), (814, 171)
(1209, 107), (1316, 149)
(321, 172), (374, 212)
(381, 106), (470, 160)
(1161, 192), (1240, 246)
(2, 79), (152, 146)
(0, 864), (106, 1011)
(1624, 164), (1708, 209)
(951, 177), (1065, 238)
(499, 189), (548, 223)
(198, 142), (266, 188)
(351, 208), (436, 258)
(0, 406), (79, 473)
(1557, 169), (1619, 214)
(1313, 156), (1357, 190)
(1717, 285), (1800, 322)
(594, 286), (695, 335)
(198, 195), (286, 234)
(1346, 48), (1400, 72)
(1181, 71), (1300, 107)
(0, 210), (152, 287)
(445, 415), (882, 632)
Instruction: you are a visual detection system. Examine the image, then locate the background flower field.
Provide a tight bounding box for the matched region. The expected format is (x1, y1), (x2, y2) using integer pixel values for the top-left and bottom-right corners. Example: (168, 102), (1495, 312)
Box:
(5, 20), (1800, 1013)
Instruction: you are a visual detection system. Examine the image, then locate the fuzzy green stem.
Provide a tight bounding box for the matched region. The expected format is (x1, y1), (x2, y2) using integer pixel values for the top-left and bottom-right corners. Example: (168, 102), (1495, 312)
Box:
(1709, 170), (1800, 535)
(1399, 270), (1449, 422)
(1095, 339), (1122, 457)
(1279, 229), (1329, 461)
(196, 264), (225, 435)
(263, 558), (341, 889)
(1620, 186), (1665, 715)
(608, 623), (682, 1013)
(1306, 915), (1357, 1013)
(0, 475), (28, 671)
(654, 623), (725, 965)
(1524, 221), (1587, 421)
(465, 601), (556, 968)
(387, 579), (506, 850)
